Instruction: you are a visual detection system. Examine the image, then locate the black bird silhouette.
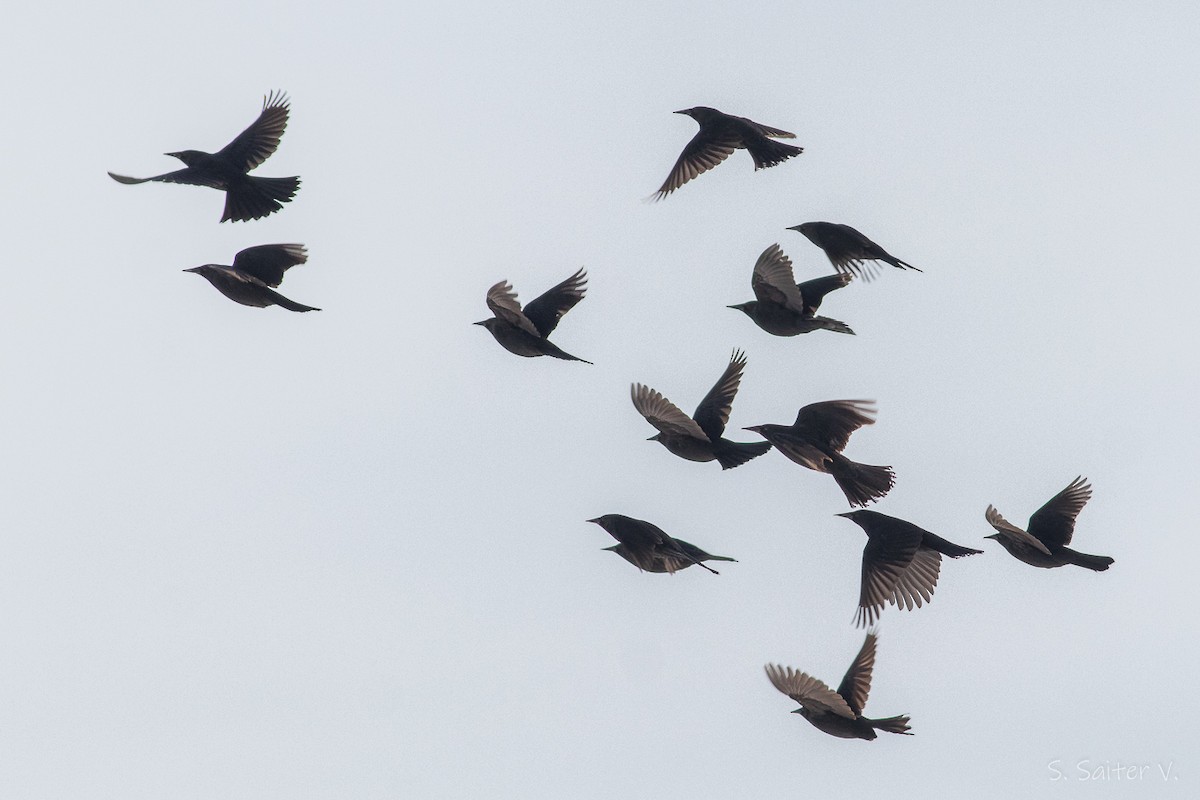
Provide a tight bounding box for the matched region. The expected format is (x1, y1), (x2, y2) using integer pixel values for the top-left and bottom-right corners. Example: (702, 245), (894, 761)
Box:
(109, 90), (300, 223)
(587, 514), (724, 574)
(475, 269), (590, 363)
(183, 243), (318, 312)
(837, 510), (983, 627)
(603, 538), (737, 574)
(985, 477), (1113, 571)
(744, 400), (894, 507)
(654, 107), (802, 199)
(631, 350), (772, 470)
(728, 244), (854, 336)
(789, 222), (920, 281)
(765, 631), (912, 740)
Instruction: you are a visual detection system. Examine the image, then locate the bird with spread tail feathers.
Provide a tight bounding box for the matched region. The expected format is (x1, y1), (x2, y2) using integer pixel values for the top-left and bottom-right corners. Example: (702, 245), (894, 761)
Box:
(653, 107), (802, 199)
(744, 400), (895, 507)
(109, 91), (300, 223)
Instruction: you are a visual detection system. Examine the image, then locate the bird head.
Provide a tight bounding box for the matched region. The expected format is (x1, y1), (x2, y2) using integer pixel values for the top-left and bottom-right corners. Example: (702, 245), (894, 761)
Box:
(788, 222), (821, 243)
(183, 265), (218, 278)
(166, 150), (205, 167)
(836, 511), (868, 523)
(674, 106), (720, 123)
(727, 302), (756, 317)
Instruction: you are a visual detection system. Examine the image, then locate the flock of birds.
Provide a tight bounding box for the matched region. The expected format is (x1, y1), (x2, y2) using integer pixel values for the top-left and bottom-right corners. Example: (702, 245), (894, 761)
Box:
(108, 93), (1114, 742)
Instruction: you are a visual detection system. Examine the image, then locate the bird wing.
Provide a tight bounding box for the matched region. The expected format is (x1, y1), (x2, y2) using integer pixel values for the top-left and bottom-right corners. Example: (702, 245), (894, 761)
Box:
(631, 384), (710, 442)
(230, 243), (308, 287)
(751, 244), (807, 312)
(856, 527), (921, 627)
(215, 90), (291, 173)
(888, 547), (942, 612)
(654, 129), (739, 199)
(835, 632), (877, 716)
(795, 273), (852, 316)
(485, 281), (540, 336)
(792, 400), (877, 453)
(521, 268), (588, 338)
(764, 664), (856, 719)
(1027, 476), (1092, 549)
(691, 350), (746, 441)
(108, 168), (224, 188)
(985, 505), (1053, 555)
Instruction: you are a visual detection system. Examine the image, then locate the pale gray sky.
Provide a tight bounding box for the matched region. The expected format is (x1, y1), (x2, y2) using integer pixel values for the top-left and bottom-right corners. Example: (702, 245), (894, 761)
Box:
(2, 1), (1196, 797)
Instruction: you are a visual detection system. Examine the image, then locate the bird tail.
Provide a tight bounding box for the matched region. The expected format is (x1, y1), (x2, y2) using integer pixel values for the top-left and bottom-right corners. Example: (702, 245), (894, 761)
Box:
(268, 290), (320, 313)
(1064, 548), (1114, 572)
(810, 315), (855, 335)
(869, 715), (913, 735)
(745, 138), (804, 170)
(222, 175), (301, 223)
(883, 255), (922, 273)
(829, 454), (895, 507)
(542, 342), (593, 364)
(714, 440), (773, 470)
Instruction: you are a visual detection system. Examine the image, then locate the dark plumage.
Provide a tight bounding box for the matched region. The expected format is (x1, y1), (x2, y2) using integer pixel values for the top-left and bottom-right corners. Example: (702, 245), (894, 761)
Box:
(744, 400), (895, 507)
(631, 349), (772, 470)
(109, 91), (300, 223)
(183, 243), (318, 312)
(587, 514), (726, 575)
(728, 244), (854, 336)
(654, 107), (802, 199)
(789, 222), (920, 281)
(603, 538), (737, 574)
(475, 269), (590, 363)
(765, 632), (912, 741)
(838, 510), (983, 627)
(985, 477), (1113, 571)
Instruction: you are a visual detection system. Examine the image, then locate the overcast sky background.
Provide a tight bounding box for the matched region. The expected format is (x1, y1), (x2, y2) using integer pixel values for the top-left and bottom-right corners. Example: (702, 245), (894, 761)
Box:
(1, 1), (1196, 797)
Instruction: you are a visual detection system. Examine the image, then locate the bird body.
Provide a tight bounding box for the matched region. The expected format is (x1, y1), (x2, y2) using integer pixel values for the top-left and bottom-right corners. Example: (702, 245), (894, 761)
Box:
(838, 510), (982, 626)
(985, 477), (1113, 571)
(475, 269), (590, 363)
(183, 243), (318, 312)
(109, 91), (300, 223)
(632, 349), (772, 470)
(654, 107), (802, 199)
(790, 222), (919, 281)
(729, 244), (854, 336)
(603, 538), (737, 574)
(587, 514), (727, 575)
(745, 400), (894, 507)
(765, 632), (912, 741)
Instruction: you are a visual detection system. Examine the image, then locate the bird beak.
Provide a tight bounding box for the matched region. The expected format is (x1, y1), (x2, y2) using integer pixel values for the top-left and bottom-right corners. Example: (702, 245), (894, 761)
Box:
(472, 320), (486, 326)
(789, 709), (803, 714)
(182, 267), (199, 273)
(835, 512), (853, 518)
(742, 426), (760, 433)
(585, 518), (600, 525)
(646, 435), (657, 441)
(673, 109), (688, 115)
(983, 533), (999, 540)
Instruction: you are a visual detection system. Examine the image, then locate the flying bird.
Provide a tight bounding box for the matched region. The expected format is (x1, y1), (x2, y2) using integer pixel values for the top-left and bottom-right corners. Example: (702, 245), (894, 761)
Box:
(108, 90), (300, 223)
(837, 510), (983, 627)
(183, 243), (318, 312)
(744, 400), (895, 507)
(764, 631), (912, 740)
(654, 107), (802, 199)
(985, 477), (1113, 571)
(631, 349), (772, 470)
(475, 269), (590, 363)
(603, 537), (737, 574)
(789, 222), (920, 281)
(728, 244), (854, 336)
(587, 514), (725, 575)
